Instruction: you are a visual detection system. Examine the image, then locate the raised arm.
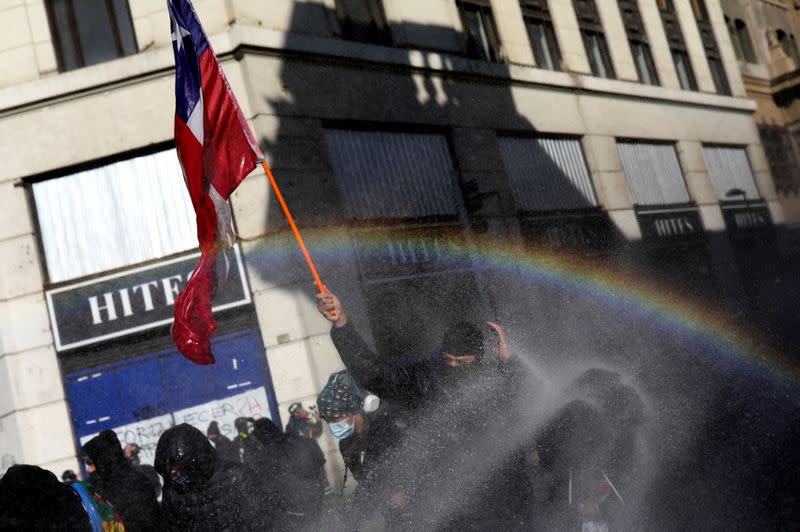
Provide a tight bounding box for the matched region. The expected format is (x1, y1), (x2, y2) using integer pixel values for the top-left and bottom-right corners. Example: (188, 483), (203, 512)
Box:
(316, 291), (384, 392)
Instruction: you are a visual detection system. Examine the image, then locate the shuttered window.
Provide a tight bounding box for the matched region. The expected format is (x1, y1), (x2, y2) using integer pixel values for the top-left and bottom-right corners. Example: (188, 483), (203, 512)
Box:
(324, 129), (460, 219)
(617, 141), (690, 205)
(33, 149), (198, 283)
(498, 136), (597, 211)
(702, 146), (759, 200)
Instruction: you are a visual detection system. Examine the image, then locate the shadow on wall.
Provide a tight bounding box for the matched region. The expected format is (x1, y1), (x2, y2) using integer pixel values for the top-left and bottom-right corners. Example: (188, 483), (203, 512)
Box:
(243, 2), (624, 355)
(230, 2), (800, 530)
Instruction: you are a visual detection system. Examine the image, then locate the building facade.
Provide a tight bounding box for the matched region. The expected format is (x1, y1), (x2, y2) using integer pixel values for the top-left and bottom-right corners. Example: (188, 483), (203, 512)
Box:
(720, 0), (800, 220)
(0, 0), (793, 485)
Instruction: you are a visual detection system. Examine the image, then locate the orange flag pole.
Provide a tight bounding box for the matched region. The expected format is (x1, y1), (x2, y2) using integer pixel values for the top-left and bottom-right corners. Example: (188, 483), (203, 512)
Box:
(259, 159), (331, 299)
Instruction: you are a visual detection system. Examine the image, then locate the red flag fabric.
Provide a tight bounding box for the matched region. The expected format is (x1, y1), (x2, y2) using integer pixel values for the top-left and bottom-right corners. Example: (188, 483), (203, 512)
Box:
(168, 0), (261, 364)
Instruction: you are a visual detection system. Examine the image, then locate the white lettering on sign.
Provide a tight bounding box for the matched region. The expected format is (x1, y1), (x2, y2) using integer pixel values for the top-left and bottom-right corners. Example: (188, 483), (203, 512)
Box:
(732, 211), (767, 229)
(88, 275), (189, 325)
(162, 275), (183, 306)
(89, 292), (118, 325)
(654, 216), (695, 238)
(78, 387), (271, 466)
(132, 281), (160, 312)
(386, 238), (445, 266)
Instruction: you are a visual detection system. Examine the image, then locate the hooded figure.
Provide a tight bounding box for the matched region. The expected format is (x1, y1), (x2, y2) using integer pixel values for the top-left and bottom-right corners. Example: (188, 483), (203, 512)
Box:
(252, 417), (327, 531)
(206, 420), (233, 459)
(155, 423), (277, 531)
(80, 430), (160, 531)
(0, 465), (90, 530)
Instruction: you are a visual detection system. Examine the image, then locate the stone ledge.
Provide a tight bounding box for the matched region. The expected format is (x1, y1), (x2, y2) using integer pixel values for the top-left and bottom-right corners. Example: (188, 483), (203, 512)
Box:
(0, 24), (757, 116)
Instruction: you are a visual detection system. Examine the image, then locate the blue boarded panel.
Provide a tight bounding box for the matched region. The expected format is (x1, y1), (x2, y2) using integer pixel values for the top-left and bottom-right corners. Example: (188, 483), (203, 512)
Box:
(115, 359), (167, 426)
(162, 352), (218, 412)
(66, 370), (119, 440)
(64, 329), (279, 464)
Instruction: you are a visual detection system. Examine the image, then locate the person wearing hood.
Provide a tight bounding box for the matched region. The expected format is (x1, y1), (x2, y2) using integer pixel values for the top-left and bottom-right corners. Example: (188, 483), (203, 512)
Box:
(0, 465), (91, 530)
(206, 420), (233, 459)
(230, 417), (264, 469)
(155, 423), (278, 531)
(80, 430), (160, 531)
(252, 417), (327, 531)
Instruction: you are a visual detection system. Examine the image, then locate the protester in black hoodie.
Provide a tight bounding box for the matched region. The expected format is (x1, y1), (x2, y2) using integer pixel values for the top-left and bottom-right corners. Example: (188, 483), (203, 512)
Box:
(155, 423), (278, 531)
(317, 291), (528, 530)
(80, 430), (160, 531)
(0, 465), (90, 530)
(252, 417), (326, 530)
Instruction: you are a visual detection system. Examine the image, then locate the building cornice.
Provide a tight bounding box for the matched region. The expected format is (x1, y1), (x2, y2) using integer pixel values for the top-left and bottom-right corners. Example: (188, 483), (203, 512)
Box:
(0, 24), (756, 118)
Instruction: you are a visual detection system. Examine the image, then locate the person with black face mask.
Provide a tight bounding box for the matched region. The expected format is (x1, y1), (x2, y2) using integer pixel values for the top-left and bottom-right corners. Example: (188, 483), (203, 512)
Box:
(317, 290), (528, 530)
(155, 423), (279, 531)
(316, 290), (514, 412)
(80, 430), (160, 531)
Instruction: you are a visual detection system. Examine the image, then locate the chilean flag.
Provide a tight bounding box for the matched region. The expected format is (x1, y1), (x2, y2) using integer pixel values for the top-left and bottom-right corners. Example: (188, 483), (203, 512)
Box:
(168, 0), (261, 364)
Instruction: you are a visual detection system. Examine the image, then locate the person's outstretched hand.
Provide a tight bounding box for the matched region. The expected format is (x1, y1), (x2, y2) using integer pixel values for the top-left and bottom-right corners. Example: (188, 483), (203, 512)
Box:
(317, 290), (348, 328)
(486, 321), (510, 362)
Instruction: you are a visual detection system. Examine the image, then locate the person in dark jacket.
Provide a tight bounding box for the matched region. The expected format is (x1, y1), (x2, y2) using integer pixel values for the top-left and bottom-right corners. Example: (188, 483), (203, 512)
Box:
(317, 370), (412, 529)
(155, 423), (277, 531)
(0, 465), (91, 530)
(230, 417), (264, 469)
(252, 417), (327, 530)
(80, 430), (160, 531)
(317, 290), (528, 530)
(316, 290), (517, 412)
(206, 420), (233, 459)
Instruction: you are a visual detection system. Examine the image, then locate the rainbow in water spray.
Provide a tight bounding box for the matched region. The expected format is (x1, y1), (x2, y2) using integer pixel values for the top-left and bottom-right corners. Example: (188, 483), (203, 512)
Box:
(239, 226), (799, 388)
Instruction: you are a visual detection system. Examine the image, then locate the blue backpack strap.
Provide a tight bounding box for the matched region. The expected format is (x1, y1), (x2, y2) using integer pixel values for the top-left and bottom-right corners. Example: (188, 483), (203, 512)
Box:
(70, 482), (104, 532)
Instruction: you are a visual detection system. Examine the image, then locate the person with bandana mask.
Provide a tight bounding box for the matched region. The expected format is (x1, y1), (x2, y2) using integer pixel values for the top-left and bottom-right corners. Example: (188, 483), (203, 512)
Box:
(317, 370), (411, 529)
(79, 430), (160, 531)
(155, 423), (280, 531)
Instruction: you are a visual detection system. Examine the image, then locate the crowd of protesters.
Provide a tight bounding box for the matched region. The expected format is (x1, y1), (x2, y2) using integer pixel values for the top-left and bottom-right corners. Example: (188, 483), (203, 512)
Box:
(0, 290), (643, 531)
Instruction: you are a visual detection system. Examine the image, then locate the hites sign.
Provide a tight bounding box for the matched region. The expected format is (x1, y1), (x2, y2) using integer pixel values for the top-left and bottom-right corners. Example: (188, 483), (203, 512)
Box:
(721, 203), (773, 235)
(637, 207), (704, 241)
(46, 245), (251, 352)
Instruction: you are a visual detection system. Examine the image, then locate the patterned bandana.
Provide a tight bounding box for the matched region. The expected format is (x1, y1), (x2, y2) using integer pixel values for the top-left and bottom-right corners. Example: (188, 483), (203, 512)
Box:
(317, 370), (363, 421)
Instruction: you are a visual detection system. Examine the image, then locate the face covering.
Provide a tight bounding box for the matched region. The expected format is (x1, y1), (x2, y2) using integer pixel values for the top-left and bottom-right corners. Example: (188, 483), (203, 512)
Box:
(329, 418), (354, 439)
(170, 469), (192, 489)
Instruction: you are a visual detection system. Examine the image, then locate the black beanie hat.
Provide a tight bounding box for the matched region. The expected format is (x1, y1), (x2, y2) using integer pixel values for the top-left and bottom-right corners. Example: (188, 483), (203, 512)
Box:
(441, 321), (484, 359)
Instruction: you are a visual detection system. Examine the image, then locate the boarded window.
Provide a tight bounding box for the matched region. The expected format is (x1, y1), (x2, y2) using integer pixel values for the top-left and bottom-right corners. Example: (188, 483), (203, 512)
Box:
(617, 141), (690, 205)
(324, 129), (460, 220)
(33, 149), (197, 283)
(498, 136), (597, 211)
(702, 146), (759, 201)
